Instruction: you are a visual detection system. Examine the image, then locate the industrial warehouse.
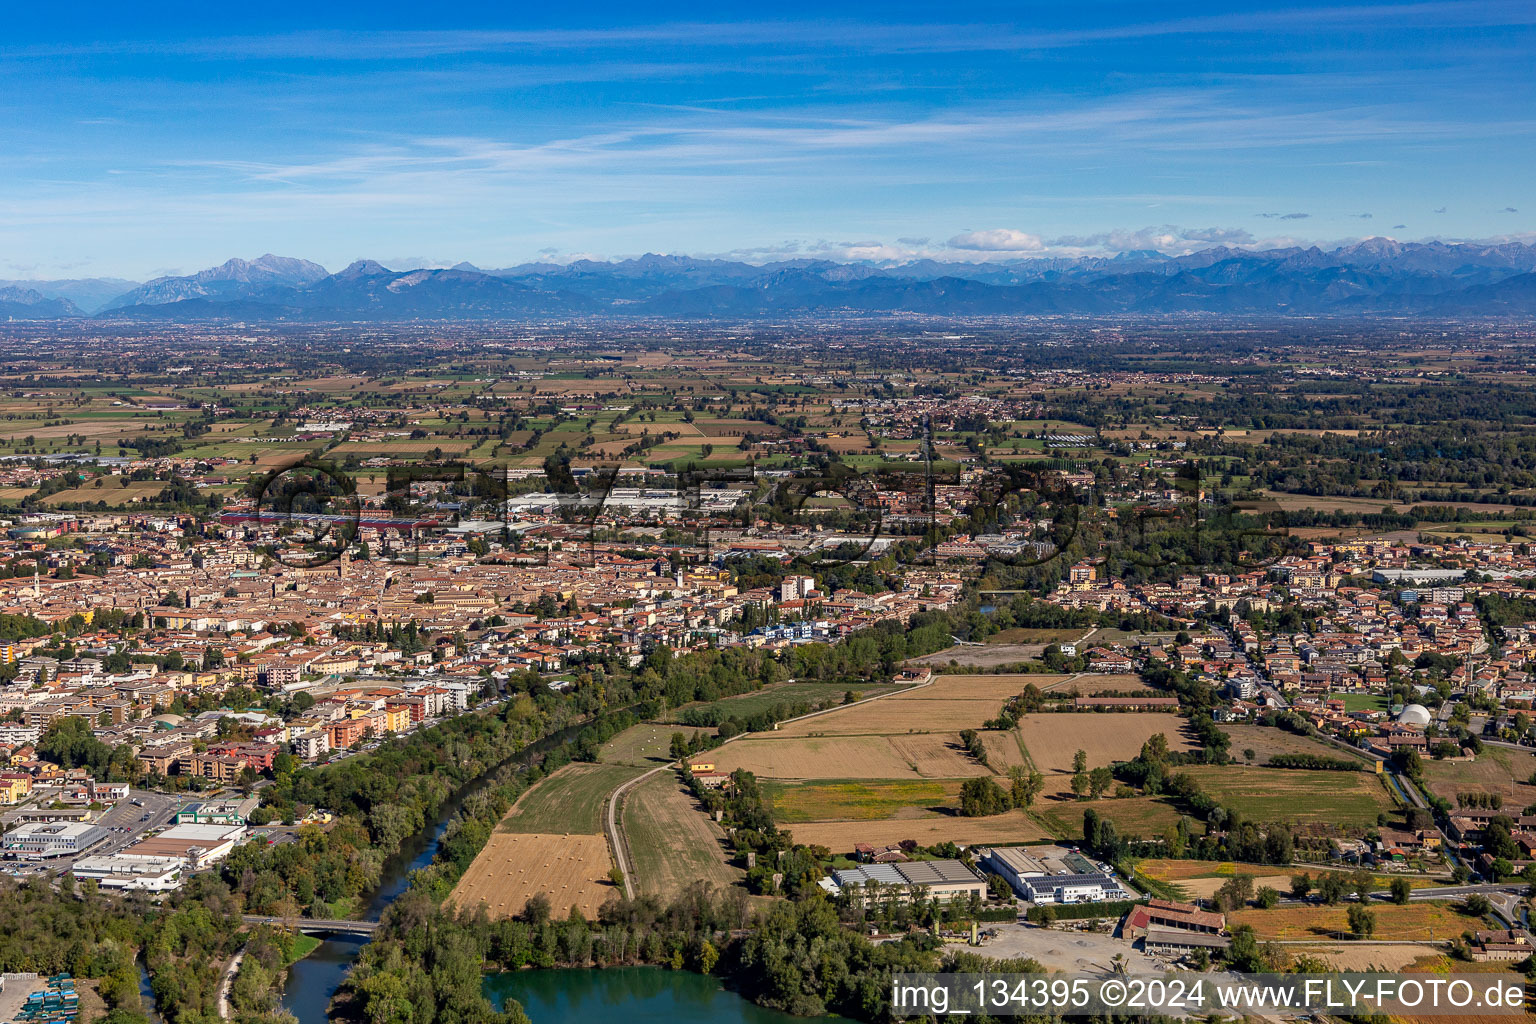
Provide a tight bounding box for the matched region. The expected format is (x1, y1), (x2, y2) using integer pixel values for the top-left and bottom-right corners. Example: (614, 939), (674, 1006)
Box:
(821, 859), (988, 904)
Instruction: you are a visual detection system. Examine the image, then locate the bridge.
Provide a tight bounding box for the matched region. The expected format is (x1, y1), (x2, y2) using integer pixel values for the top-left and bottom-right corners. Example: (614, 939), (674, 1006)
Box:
(241, 914), (380, 936)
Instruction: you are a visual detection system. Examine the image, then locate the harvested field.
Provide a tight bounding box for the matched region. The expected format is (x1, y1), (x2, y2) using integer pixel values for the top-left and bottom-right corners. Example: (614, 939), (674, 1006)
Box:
(710, 735), (990, 780)
(1228, 901), (1468, 941)
(623, 773), (741, 899)
(772, 674), (1065, 738)
(1016, 713), (1197, 791)
(1298, 943), (1446, 971)
(1222, 724), (1368, 765)
(499, 763), (644, 834)
(788, 808), (1050, 853)
(1034, 795), (1184, 839)
(908, 644), (1049, 668)
(601, 723), (695, 767)
(446, 832), (615, 920)
(1421, 743), (1536, 808)
(1045, 673), (1152, 694)
(1181, 765), (1394, 826)
(984, 627), (1089, 645)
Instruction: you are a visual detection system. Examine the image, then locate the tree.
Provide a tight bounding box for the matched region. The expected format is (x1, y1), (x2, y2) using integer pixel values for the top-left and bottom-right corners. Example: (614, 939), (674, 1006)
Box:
(1215, 874), (1255, 913)
(1088, 766), (1113, 798)
(958, 777), (1011, 817)
(1289, 873), (1313, 900)
(1072, 749), (1088, 774)
(1346, 903), (1376, 939)
(1009, 766), (1045, 808)
(1464, 893), (1492, 917)
(1390, 877), (1412, 905)
(1224, 925), (1264, 972)
(1317, 872), (1348, 905)
(1255, 887), (1280, 909)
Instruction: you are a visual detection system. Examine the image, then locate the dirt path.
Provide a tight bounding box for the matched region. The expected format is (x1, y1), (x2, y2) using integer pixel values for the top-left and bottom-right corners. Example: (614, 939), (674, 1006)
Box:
(604, 672), (936, 898)
(216, 949), (244, 1020)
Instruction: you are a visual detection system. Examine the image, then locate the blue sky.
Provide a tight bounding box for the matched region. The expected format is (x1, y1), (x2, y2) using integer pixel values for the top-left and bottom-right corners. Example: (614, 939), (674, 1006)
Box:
(2, 1), (1533, 279)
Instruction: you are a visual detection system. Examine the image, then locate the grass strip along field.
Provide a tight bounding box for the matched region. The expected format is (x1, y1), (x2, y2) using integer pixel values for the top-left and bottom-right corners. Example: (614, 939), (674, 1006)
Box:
(622, 772), (743, 900)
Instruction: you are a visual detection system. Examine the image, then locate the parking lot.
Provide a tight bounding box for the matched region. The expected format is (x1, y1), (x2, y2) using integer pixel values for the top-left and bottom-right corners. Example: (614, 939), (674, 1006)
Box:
(85, 791), (181, 858)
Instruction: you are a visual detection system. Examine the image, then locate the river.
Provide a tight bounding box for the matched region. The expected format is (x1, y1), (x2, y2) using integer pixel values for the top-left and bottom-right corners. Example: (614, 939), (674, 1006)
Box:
(485, 967), (857, 1024)
(277, 711), (628, 1022)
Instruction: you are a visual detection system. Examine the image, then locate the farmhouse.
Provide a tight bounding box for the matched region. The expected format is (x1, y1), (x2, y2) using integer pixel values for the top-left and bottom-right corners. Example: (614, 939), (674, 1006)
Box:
(1141, 925), (1231, 956)
(1471, 928), (1536, 962)
(1121, 899), (1226, 941)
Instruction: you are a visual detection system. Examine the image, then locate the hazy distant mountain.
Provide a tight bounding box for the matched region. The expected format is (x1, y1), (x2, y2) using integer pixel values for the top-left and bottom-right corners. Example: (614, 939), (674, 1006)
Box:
(107, 260), (597, 320)
(0, 277), (138, 314)
(0, 285), (82, 319)
(51, 239), (1536, 320)
(106, 254), (329, 308)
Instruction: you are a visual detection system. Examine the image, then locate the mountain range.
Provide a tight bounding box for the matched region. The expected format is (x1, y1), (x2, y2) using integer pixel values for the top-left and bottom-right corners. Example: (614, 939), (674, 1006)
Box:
(5, 241), (1536, 320)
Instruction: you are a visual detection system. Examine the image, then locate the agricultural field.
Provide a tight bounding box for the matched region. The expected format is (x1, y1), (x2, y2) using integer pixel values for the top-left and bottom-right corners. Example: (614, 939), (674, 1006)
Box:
(788, 807), (1051, 853)
(763, 779), (957, 823)
(907, 645), (1055, 669)
(1421, 744), (1536, 807)
(498, 762), (644, 834)
(1045, 673), (1153, 694)
(622, 773), (742, 899)
(446, 832), (615, 920)
(659, 681), (897, 725)
(1180, 765), (1395, 826)
(1015, 713), (1198, 794)
(601, 723), (700, 768)
(771, 673), (1063, 737)
(710, 733), (991, 780)
(1228, 901), (1472, 941)
(1222, 724), (1368, 765)
(1032, 794), (1185, 840)
(983, 627), (1089, 645)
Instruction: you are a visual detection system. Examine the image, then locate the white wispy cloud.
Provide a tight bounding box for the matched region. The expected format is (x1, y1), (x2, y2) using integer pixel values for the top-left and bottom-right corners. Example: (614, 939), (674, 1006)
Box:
(947, 229), (1045, 252)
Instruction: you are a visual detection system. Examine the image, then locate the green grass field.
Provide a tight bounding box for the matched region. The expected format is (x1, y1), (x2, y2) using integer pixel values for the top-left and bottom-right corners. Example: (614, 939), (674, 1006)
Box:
(499, 762), (645, 834)
(660, 681), (901, 724)
(1182, 765), (1395, 825)
(763, 779), (956, 823)
(1336, 692), (1389, 712)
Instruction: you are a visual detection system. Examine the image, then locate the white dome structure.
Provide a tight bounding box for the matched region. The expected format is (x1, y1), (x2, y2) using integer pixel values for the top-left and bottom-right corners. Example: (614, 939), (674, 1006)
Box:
(1396, 703), (1432, 727)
